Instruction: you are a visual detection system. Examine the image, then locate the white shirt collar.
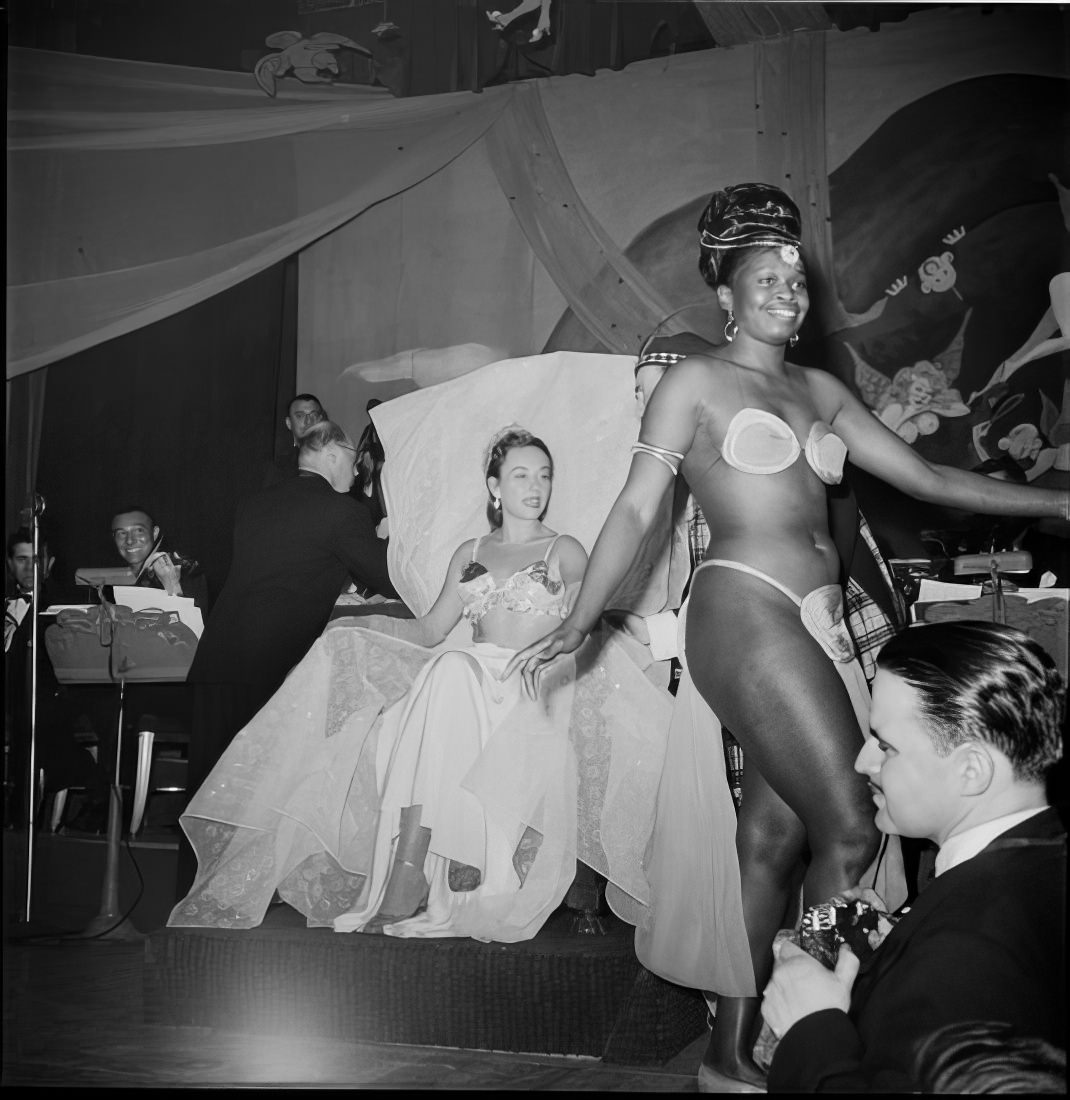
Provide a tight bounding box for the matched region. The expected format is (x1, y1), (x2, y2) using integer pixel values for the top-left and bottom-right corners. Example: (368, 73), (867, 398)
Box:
(935, 806), (1048, 876)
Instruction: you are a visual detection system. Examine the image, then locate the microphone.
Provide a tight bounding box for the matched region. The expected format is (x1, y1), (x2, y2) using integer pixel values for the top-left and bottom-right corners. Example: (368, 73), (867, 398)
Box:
(18, 493), (46, 525)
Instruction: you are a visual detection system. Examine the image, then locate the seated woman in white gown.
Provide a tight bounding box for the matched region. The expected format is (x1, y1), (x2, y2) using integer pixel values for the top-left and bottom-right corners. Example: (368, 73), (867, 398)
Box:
(168, 426), (674, 944)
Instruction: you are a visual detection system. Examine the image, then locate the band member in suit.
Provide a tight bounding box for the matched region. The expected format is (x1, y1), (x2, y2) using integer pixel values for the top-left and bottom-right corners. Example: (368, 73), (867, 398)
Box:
(261, 392), (328, 489)
(177, 419), (398, 895)
(5, 528), (109, 830)
(762, 621), (1066, 1093)
(110, 505), (209, 610)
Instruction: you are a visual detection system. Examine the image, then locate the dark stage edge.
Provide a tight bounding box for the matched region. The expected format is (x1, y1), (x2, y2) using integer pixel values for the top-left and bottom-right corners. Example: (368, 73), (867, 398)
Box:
(144, 904), (708, 1064)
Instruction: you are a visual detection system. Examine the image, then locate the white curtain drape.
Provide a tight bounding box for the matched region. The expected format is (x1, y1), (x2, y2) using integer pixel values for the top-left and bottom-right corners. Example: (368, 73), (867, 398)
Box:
(7, 47), (514, 377)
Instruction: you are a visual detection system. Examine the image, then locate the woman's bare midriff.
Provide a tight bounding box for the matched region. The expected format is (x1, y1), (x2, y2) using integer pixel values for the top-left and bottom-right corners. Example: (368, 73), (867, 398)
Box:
(471, 607), (567, 652)
(688, 465), (841, 596)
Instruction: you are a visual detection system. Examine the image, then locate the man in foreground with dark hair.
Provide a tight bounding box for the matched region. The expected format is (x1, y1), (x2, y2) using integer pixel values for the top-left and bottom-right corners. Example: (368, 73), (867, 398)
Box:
(762, 620), (1066, 1092)
(178, 419), (398, 895)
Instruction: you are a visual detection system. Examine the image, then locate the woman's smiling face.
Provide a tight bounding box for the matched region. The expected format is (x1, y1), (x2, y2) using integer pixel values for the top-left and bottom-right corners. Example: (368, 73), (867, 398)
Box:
(721, 246), (809, 345)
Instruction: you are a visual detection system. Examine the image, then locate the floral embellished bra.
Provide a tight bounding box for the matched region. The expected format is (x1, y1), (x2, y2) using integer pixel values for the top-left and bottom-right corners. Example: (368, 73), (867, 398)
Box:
(459, 534), (568, 624)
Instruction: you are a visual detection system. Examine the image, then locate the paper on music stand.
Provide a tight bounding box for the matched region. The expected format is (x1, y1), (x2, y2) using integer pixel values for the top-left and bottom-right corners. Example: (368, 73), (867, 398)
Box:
(914, 580), (983, 606)
(112, 586), (204, 638)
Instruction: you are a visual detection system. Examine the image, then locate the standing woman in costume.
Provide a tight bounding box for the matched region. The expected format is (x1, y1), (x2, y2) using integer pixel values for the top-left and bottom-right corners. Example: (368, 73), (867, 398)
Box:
(508, 183), (1069, 1088)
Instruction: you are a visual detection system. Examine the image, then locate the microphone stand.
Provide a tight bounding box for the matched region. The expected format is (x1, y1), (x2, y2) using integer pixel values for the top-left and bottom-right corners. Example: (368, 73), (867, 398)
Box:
(21, 495), (43, 923)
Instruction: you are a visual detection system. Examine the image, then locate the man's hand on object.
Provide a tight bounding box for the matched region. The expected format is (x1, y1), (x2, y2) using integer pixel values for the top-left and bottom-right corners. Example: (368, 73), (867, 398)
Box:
(148, 552), (183, 597)
(760, 941), (858, 1039)
(833, 886), (886, 911)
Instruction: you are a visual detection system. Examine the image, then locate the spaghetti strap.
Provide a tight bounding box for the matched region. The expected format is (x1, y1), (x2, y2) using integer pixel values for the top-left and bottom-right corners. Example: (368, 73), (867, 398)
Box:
(544, 533), (563, 561)
(471, 536), (482, 562)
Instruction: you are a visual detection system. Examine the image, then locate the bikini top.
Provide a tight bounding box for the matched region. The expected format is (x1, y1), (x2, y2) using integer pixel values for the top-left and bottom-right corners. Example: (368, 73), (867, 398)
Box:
(458, 534), (568, 624)
(632, 408), (846, 485)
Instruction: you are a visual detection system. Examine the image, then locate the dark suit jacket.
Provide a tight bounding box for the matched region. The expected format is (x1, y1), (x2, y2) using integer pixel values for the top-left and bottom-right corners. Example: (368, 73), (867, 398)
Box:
(769, 806), (1067, 1092)
(188, 472), (397, 693)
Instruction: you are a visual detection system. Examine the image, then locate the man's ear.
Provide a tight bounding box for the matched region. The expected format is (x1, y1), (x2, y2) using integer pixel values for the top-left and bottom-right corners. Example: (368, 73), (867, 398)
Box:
(958, 741), (996, 797)
(284, 417), (293, 433)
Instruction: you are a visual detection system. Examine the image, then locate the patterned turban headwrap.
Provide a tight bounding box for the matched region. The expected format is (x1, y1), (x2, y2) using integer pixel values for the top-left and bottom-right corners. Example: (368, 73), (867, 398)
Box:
(697, 182), (803, 286)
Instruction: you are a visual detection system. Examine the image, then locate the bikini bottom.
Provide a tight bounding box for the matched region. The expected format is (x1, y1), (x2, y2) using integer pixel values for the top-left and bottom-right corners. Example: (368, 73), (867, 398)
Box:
(683, 558), (858, 665)
(634, 558), (906, 997)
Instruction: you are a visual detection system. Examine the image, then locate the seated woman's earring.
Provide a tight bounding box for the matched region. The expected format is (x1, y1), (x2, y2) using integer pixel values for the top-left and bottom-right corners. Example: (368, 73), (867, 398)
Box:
(724, 310), (737, 343)
(789, 333), (800, 347)
(493, 495), (501, 513)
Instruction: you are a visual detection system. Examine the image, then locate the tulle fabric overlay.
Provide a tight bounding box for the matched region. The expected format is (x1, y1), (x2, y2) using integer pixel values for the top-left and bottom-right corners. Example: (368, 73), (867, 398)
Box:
(168, 615), (673, 940)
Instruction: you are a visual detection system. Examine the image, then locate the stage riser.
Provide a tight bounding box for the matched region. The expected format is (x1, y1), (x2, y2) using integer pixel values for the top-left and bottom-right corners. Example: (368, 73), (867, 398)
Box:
(145, 910), (708, 1065)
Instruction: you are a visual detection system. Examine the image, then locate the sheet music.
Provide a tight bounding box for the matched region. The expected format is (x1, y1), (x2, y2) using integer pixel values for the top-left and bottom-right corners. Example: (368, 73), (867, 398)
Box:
(112, 586), (204, 638)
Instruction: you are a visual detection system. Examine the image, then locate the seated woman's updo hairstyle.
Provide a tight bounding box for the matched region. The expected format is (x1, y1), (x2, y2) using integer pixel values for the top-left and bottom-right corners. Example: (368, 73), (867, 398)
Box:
(697, 182), (804, 289)
(483, 426), (554, 529)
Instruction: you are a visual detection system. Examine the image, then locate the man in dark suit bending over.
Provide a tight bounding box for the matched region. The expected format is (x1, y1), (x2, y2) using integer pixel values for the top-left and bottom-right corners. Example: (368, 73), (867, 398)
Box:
(761, 620), (1066, 1093)
(178, 419), (398, 893)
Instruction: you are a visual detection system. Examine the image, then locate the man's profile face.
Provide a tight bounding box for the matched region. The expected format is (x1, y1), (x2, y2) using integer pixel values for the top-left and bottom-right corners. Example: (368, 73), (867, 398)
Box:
(111, 511), (159, 569)
(7, 541), (51, 591)
(855, 670), (962, 846)
(286, 400), (325, 442)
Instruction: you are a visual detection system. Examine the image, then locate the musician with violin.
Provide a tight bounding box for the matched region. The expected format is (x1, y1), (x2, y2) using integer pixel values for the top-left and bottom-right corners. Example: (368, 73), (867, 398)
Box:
(110, 506), (208, 610)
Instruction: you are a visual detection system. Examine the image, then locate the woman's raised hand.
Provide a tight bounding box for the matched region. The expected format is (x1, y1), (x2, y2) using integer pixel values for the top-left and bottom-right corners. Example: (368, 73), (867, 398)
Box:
(504, 624), (588, 698)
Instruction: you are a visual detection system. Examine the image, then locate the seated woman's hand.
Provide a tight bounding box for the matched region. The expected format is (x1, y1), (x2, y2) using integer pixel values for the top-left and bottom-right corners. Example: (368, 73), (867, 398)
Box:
(504, 624), (588, 698)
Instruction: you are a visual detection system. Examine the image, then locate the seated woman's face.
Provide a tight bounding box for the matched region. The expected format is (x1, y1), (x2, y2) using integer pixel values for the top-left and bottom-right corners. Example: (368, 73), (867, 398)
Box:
(493, 446), (553, 521)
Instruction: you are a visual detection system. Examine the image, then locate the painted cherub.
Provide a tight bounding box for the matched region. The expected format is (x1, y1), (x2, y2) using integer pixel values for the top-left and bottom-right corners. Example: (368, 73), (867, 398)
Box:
(847, 310), (972, 444)
(254, 31), (371, 97)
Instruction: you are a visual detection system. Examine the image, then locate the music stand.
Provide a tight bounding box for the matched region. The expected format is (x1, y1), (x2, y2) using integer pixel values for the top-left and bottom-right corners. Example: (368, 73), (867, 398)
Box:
(952, 551), (1033, 624)
(48, 574), (193, 941)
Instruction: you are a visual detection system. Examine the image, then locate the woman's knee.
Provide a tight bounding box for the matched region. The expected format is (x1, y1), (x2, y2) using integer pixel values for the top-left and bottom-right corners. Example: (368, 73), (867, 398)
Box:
(811, 812), (881, 874)
(736, 806), (806, 879)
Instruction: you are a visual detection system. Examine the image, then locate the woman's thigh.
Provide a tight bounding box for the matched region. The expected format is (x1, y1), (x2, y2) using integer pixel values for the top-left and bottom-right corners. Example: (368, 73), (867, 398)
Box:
(685, 566), (873, 838)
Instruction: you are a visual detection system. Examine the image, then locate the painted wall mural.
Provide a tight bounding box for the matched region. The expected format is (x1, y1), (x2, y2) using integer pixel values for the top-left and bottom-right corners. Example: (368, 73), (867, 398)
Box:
(824, 74), (1068, 491)
(548, 73), (1069, 498)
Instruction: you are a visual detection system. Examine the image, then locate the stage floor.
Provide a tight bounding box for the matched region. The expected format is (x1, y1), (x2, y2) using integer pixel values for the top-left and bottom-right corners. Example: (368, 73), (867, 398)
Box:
(3, 826), (710, 1089)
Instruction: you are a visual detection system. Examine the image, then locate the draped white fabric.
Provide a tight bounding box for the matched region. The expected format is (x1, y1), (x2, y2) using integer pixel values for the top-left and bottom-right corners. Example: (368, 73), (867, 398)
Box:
(370, 352), (691, 619)
(7, 47), (513, 376)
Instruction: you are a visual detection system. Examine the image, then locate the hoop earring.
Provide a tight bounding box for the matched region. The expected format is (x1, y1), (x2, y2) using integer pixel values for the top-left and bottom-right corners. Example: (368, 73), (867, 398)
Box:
(789, 333), (800, 347)
(724, 311), (737, 344)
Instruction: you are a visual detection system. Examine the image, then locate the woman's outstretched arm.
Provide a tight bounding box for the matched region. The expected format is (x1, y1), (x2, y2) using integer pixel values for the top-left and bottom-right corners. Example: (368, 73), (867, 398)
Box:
(808, 369), (1070, 520)
(371, 540), (470, 648)
(505, 366), (700, 693)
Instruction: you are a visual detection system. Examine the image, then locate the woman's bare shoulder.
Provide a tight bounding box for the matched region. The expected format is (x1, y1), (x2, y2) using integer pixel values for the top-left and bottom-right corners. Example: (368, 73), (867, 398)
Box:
(550, 533), (588, 560)
(797, 363), (849, 395)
